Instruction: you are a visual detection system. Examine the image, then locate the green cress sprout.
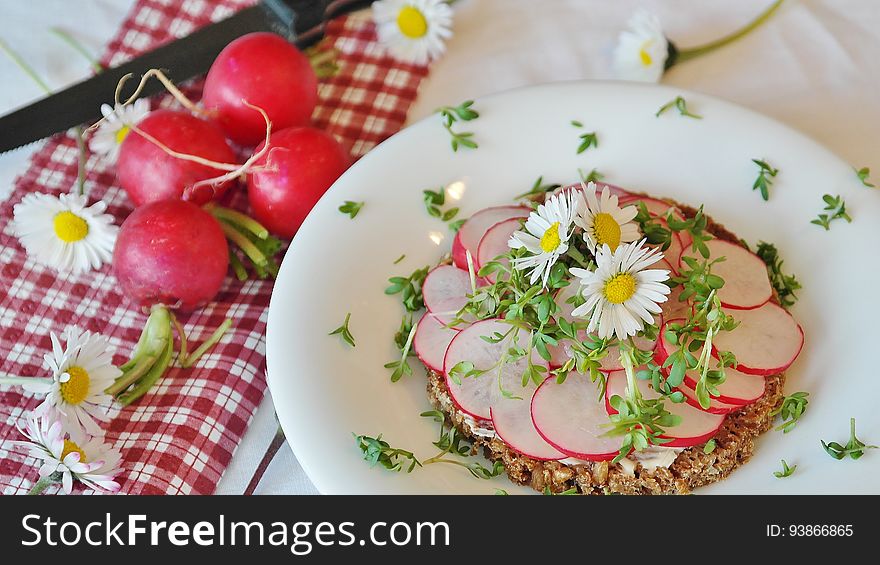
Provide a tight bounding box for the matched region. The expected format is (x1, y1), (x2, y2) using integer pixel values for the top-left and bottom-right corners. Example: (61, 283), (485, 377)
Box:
(436, 100), (479, 151)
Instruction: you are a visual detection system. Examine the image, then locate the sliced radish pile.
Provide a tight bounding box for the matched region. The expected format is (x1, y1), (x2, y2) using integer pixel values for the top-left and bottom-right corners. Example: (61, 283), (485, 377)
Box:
(712, 302), (804, 376)
(680, 239), (772, 310)
(422, 264), (472, 323)
(492, 398), (564, 461)
(413, 313), (461, 373)
(605, 371), (725, 447)
(682, 365), (765, 405)
(476, 217), (522, 283)
(452, 206), (530, 269)
(676, 381), (740, 414)
(531, 374), (620, 461)
(443, 319), (543, 421)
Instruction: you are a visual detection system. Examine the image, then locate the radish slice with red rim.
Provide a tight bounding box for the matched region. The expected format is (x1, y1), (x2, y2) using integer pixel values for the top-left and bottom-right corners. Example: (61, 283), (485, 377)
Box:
(492, 391), (564, 461)
(531, 373), (620, 461)
(712, 302), (804, 376)
(452, 206), (530, 269)
(443, 319), (541, 421)
(619, 196), (680, 218)
(414, 313), (461, 373)
(476, 217), (523, 283)
(422, 264), (473, 325)
(553, 181), (635, 201)
(675, 380), (740, 414)
(605, 371), (725, 447)
(680, 239), (772, 310)
(681, 365), (765, 405)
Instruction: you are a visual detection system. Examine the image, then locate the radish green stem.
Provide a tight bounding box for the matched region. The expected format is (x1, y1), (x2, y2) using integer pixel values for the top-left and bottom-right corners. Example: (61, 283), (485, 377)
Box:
(0, 375), (53, 387)
(229, 252), (248, 281)
(675, 0), (784, 64)
(181, 319), (232, 368)
(118, 336), (174, 406)
(27, 477), (53, 496)
(209, 206), (269, 239)
(74, 127), (87, 196)
(49, 27), (103, 73)
(171, 313), (188, 366)
(220, 222), (268, 267)
(107, 305), (172, 396)
(0, 38), (51, 94)
(105, 351), (158, 395)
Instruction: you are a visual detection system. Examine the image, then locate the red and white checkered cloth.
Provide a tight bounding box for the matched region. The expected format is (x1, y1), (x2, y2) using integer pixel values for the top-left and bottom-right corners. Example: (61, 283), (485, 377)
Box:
(0, 0), (428, 494)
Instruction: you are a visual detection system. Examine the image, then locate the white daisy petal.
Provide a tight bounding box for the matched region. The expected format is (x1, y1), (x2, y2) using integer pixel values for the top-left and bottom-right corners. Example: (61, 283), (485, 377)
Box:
(574, 183), (642, 255)
(506, 191), (577, 289)
(613, 10), (669, 83)
(372, 0), (453, 65)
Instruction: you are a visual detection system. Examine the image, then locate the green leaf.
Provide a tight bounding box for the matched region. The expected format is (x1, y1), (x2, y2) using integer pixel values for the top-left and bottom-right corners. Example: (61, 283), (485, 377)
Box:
(773, 459), (797, 478)
(328, 312), (356, 347)
(338, 200), (364, 219)
(576, 131), (598, 154)
(855, 166), (875, 188)
(656, 96), (702, 119)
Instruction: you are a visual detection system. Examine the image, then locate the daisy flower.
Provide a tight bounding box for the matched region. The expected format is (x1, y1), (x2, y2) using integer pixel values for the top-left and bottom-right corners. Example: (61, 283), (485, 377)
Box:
(372, 0), (453, 65)
(570, 239), (671, 340)
(12, 414), (122, 494)
(26, 327), (120, 435)
(574, 182), (640, 255)
(508, 190), (578, 288)
(12, 192), (118, 274)
(612, 10), (669, 83)
(89, 98), (150, 162)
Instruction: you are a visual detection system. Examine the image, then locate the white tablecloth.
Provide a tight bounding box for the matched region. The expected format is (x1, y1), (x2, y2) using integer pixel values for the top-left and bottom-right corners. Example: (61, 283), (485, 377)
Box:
(2, 0), (877, 495)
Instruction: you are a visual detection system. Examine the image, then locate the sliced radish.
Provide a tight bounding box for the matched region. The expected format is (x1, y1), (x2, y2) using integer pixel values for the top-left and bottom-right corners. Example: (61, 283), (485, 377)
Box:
(680, 239), (772, 310)
(531, 374), (620, 461)
(605, 371), (725, 447)
(661, 287), (692, 322)
(422, 264), (472, 320)
(443, 319), (541, 421)
(675, 381), (740, 414)
(452, 206), (530, 269)
(620, 196), (679, 218)
(712, 302), (804, 376)
(681, 365), (765, 406)
(413, 313), (461, 373)
(553, 181), (635, 201)
(492, 396), (564, 461)
(476, 217), (522, 283)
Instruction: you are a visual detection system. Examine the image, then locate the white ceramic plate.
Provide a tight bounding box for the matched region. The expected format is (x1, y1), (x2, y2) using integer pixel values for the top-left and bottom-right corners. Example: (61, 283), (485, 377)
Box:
(267, 81), (879, 495)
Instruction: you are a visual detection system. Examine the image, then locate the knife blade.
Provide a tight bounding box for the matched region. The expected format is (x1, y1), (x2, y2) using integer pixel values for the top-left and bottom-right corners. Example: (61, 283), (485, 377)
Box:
(0, 0), (373, 154)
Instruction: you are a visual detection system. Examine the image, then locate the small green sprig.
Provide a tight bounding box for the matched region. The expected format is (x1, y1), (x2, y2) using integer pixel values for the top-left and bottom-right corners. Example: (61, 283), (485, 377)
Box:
(393, 254), (406, 264)
(751, 158), (779, 201)
(752, 241), (801, 309)
(578, 168), (605, 184)
(576, 131), (598, 155)
(515, 176), (561, 200)
(855, 166), (874, 188)
(338, 200), (364, 219)
(666, 205), (713, 258)
(656, 96), (702, 119)
(354, 434), (420, 472)
(494, 488), (509, 495)
(771, 391), (809, 433)
(633, 202), (673, 251)
(385, 316), (417, 382)
(822, 418), (877, 460)
(328, 312), (356, 347)
(385, 266), (430, 312)
(448, 218), (466, 232)
(423, 187), (460, 221)
(774, 459), (797, 478)
(811, 194), (852, 230)
(436, 100), (479, 152)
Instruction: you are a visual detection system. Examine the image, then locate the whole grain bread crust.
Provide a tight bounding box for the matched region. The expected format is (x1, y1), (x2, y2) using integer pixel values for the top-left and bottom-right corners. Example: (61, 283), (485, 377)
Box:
(424, 198), (786, 495)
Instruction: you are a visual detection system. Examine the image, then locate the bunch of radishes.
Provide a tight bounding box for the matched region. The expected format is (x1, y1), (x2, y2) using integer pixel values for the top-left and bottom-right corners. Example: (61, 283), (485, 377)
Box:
(107, 32), (350, 404)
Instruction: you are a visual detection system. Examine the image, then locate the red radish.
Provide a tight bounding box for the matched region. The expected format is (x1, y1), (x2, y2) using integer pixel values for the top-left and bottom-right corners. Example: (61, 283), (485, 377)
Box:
(681, 365), (765, 405)
(113, 200), (228, 311)
(413, 313), (460, 373)
(452, 206), (529, 269)
(676, 381), (740, 414)
(491, 400), (564, 461)
(712, 302), (804, 376)
(680, 239), (772, 310)
(247, 126), (350, 238)
(605, 371), (725, 447)
(422, 264), (472, 316)
(476, 218), (523, 283)
(202, 32), (317, 146)
(116, 109), (237, 206)
(443, 319), (535, 421)
(531, 373), (620, 461)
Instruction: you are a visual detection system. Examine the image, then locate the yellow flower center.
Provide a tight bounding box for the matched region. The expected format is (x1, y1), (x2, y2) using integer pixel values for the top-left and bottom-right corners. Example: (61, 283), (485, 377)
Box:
(639, 39), (654, 66)
(60, 366), (90, 405)
(397, 6), (428, 38)
(539, 222), (562, 252)
(53, 211), (89, 243)
(115, 125), (131, 144)
(592, 213), (622, 250)
(604, 273), (637, 304)
(60, 439), (87, 463)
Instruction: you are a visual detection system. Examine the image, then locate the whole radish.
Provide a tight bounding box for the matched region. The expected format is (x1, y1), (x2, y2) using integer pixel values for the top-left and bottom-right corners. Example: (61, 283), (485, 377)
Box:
(117, 109), (237, 207)
(248, 126), (350, 238)
(203, 32), (318, 146)
(109, 199), (232, 406)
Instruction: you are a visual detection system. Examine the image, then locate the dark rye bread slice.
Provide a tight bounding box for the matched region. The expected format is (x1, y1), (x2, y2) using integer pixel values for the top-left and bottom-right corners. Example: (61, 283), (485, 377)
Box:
(423, 199), (786, 495)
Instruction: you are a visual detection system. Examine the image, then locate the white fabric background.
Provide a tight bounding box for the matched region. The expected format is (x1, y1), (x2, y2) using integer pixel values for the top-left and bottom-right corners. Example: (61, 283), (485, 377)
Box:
(1, 0), (877, 494)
